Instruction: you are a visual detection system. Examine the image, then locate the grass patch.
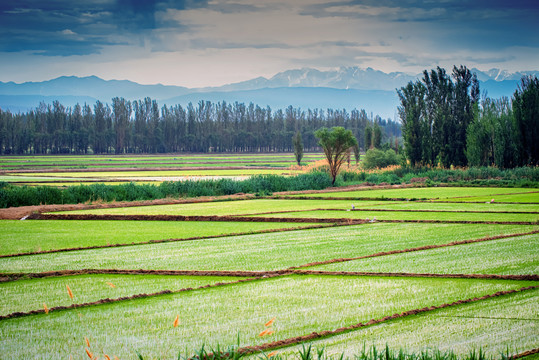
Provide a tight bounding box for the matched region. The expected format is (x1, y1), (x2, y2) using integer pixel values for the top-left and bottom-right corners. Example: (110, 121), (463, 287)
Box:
(0, 220), (321, 256)
(440, 193), (539, 203)
(53, 199), (384, 216)
(288, 187), (538, 200)
(14, 169), (300, 178)
(0, 275), (532, 358)
(0, 153), (324, 170)
(352, 201), (539, 212)
(250, 210), (539, 222)
(0, 274), (248, 316)
(277, 288), (539, 359)
(0, 223), (534, 273)
(314, 233), (539, 275)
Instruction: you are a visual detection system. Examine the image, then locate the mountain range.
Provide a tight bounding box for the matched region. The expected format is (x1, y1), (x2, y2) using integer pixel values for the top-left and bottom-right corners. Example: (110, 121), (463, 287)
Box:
(1, 67), (537, 120)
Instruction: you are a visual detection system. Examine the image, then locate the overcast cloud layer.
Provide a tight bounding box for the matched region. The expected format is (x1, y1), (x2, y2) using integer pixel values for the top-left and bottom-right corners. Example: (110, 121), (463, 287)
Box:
(1, 0), (538, 87)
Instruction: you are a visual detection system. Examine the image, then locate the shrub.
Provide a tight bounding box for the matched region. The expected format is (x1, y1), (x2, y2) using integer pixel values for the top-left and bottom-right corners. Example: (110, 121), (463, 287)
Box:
(362, 149), (401, 169)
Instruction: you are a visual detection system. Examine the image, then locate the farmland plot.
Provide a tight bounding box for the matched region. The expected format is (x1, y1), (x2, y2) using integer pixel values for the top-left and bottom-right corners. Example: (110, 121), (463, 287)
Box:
(1, 223), (535, 273)
(0, 185), (537, 359)
(285, 187), (539, 201)
(1, 153), (323, 186)
(0, 275), (535, 359)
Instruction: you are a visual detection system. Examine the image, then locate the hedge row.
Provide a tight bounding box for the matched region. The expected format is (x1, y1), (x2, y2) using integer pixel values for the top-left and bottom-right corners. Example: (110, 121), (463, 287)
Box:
(1, 167), (537, 208)
(0, 172), (332, 208)
(339, 166), (539, 187)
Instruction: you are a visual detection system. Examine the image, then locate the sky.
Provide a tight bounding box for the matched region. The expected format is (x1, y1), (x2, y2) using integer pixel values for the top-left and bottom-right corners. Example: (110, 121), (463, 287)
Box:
(1, 0), (538, 88)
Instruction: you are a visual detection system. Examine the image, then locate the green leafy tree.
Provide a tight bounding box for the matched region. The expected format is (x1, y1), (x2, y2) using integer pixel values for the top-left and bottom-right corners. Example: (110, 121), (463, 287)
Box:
(397, 81), (426, 167)
(373, 122), (382, 149)
(314, 126), (358, 185)
(292, 131), (304, 165)
(398, 65), (479, 167)
(364, 125), (373, 150)
(352, 143), (360, 164)
(513, 75), (539, 166)
(466, 97), (517, 168)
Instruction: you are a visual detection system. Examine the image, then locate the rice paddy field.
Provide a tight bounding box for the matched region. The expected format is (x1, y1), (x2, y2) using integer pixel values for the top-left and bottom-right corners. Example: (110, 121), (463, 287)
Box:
(0, 158), (538, 359)
(0, 153), (324, 185)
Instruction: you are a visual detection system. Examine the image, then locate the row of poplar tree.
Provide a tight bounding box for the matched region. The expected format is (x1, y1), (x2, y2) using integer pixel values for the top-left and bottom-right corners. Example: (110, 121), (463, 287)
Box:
(0, 100), (401, 155)
(398, 65), (538, 168)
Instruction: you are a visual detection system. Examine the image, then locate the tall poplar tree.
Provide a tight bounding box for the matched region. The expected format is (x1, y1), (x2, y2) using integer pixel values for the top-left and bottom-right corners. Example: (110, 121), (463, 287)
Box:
(293, 131), (304, 166)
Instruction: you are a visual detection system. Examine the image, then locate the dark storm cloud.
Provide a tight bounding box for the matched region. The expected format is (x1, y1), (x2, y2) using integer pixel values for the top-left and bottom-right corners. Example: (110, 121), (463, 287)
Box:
(0, 0), (208, 56)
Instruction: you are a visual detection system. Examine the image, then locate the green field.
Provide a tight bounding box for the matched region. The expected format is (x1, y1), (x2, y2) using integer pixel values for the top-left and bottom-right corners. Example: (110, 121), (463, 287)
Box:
(314, 233), (539, 275)
(249, 209), (539, 222)
(11, 168), (300, 178)
(0, 220), (322, 255)
(0, 153), (323, 187)
(0, 183), (537, 359)
(287, 187), (539, 200)
(279, 289), (538, 358)
(0, 223), (534, 274)
(0, 153), (325, 170)
(53, 199), (383, 216)
(0, 274), (249, 316)
(0, 275), (534, 358)
(52, 198), (539, 220)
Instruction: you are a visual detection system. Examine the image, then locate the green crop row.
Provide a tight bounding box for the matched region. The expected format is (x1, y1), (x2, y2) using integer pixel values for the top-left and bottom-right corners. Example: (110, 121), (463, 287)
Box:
(0, 223), (534, 274)
(314, 233), (539, 275)
(0, 220), (322, 256)
(278, 289), (538, 359)
(249, 210), (539, 222)
(53, 199), (377, 216)
(287, 187), (538, 200)
(0, 274), (249, 316)
(0, 275), (533, 358)
(54, 198), (539, 216)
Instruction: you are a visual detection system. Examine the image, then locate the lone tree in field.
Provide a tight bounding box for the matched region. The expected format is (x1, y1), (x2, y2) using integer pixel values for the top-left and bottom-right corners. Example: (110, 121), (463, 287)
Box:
(314, 126), (358, 185)
(293, 131), (304, 166)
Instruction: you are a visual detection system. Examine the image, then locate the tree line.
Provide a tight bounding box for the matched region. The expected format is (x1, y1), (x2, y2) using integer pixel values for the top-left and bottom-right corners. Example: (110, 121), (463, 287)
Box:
(398, 65), (538, 168)
(0, 99), (401, 155)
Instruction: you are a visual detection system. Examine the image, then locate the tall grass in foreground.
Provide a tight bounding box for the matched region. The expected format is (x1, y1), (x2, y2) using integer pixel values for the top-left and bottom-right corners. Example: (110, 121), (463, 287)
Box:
(134, 343), (519, 360)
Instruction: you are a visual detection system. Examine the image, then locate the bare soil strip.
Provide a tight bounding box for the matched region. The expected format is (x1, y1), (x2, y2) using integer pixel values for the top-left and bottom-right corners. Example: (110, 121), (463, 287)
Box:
(0, 269), (285, 282)
(27, 213), (538, 225)
(237, 286), (539, 354)
(28, 213), (354, 223)
(326, 208), (539, 214)
(289, 230), (539, 269)
(0, 223), (334, 259)
(3, 269), (536, 284)
(511, 348), (539, 359)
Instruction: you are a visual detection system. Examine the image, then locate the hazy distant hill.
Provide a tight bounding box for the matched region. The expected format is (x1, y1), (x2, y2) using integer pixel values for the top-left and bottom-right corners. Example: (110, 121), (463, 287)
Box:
(0, 76), (190, 102)
(204, 67), (417, 92)
(0, 95), (98, 113)
(1, 67), (536, 119)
